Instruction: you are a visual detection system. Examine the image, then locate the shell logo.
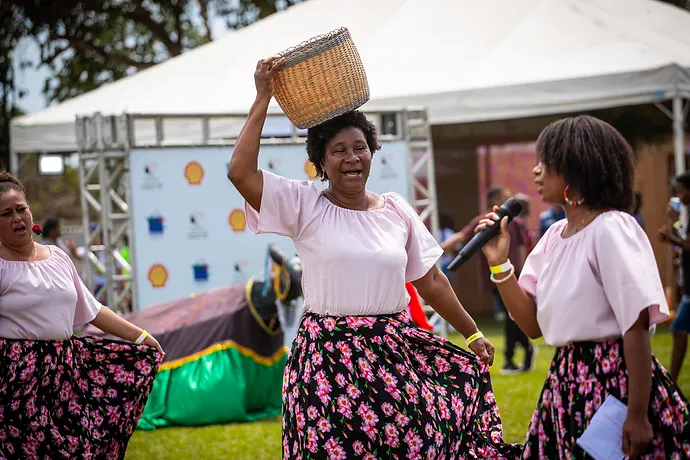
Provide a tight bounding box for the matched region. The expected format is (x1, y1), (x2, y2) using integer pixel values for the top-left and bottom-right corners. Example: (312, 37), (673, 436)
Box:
(304, 161), (318, 180)
(184, 161), (204, 185)
(229, 209), (246, 232)
(148, 264), (169, 288)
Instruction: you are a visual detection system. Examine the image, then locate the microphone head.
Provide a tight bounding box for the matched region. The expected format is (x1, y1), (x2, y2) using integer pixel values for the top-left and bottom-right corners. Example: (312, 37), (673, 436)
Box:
(499, 197), (524, 218)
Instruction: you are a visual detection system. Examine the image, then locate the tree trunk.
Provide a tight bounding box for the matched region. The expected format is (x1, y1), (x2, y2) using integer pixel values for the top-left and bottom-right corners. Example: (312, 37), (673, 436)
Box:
(0, 62), (11, 170)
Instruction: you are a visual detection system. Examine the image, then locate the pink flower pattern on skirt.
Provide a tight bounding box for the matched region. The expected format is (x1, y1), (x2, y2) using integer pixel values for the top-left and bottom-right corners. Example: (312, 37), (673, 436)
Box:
(523, 338), (690, 459)
(282, 311), (523, 459)
(0, 336), (162, 460)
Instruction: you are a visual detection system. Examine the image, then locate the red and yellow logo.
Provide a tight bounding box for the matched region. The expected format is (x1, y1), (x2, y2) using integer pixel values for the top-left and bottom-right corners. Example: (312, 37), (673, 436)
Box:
(184, 161), (204, 185)
(229, 209), (246, 232)
(148, 264), (169, 288)
(305, 160), (318, 180)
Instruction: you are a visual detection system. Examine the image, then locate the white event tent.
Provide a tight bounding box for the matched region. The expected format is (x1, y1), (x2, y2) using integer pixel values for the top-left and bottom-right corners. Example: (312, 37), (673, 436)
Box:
(10, 0), (690, 166)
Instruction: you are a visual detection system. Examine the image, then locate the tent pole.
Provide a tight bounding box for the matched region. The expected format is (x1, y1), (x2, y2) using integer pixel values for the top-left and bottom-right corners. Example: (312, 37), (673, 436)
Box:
(673, 96), (686, 176)
(673, 96), (687, 223)
(9, 148), (18, 176)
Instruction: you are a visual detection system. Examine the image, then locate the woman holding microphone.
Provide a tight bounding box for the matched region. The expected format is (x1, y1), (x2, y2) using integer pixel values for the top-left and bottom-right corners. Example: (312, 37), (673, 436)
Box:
(475, 115), (690, 459)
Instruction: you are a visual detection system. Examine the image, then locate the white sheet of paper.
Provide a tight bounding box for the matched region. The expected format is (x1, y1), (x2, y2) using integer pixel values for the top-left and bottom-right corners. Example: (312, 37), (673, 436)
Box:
(576, 395), (628, 460)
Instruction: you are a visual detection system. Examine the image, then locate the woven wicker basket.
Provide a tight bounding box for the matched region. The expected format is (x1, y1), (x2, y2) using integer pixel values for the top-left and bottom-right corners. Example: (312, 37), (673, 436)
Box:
(273, 27), (370, 129)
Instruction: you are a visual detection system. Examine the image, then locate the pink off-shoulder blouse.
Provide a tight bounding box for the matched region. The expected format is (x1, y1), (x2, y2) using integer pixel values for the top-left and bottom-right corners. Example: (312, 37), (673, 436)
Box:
(518, 211), (669, 347)
(0, 245), (102, 340)
(245, 170), (443, 316)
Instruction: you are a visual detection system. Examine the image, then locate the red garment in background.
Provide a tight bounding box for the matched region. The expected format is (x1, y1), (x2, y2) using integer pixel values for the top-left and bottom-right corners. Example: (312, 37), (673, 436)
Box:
(406, 283), (434, 331)
(515, 216), (534, 253)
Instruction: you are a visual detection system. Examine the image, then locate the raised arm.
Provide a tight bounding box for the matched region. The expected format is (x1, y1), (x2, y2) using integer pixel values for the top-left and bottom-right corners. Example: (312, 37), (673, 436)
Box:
(227, 56), (285, 211)
(476, 209), (542, 339)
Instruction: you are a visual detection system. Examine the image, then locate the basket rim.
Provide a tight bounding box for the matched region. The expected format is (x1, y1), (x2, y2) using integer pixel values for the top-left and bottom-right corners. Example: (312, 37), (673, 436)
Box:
(276, 27), (350, 62)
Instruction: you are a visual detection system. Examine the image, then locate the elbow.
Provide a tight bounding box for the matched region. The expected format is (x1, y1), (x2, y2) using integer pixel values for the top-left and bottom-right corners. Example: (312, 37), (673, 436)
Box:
(523, 320), (543, 340)
(527, 329), (542, 340)
(227, 160), (257, 187)
(227, 163), (241, 185)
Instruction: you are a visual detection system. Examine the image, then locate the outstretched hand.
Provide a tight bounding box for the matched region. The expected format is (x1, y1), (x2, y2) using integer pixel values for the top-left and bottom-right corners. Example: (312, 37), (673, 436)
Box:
(474, 205), (511, 266)
(254, 55), (285, 100)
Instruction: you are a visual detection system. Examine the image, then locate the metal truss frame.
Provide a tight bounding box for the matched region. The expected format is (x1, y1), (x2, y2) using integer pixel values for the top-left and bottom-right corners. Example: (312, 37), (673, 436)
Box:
(74, 108), (442, 324)
(75, 114), (135, 313)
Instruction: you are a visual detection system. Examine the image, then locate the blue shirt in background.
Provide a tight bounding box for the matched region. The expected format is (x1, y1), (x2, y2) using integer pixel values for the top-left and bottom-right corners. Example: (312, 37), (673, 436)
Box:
(539, 206), (566, 238)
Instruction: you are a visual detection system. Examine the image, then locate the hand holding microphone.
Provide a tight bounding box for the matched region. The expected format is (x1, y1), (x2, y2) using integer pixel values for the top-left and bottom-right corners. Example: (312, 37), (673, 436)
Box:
(446, 197), (522, 271)
(474, 206), (513, 267)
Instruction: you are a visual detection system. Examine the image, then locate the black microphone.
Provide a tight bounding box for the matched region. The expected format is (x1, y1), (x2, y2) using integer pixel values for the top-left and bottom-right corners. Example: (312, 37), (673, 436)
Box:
(446, 197), (523, 272)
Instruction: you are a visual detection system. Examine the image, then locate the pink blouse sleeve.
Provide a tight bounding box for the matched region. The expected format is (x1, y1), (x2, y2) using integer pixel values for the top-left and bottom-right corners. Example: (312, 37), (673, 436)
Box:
(245, 169), (320, 240)
(57, 249), (102, 325)
(388, 193), (443, 282)
(593, 213), (669, 333)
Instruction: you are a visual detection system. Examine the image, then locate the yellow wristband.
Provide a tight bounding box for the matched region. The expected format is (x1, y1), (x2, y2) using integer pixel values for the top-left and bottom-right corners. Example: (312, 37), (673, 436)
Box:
(674, 221), (682, 230)
(489, 260), (512, 275)
(135, 330), (149, 345)
(465, 331), (484, 346)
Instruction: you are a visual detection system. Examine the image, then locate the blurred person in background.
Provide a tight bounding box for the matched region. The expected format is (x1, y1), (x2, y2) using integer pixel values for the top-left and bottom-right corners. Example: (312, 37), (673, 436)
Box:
(515, 192), (535, 253)
(42, 217), (80, 260)
(437, 213), (457, 279)
(441, 186), (535, 374)
(632, 192), (645, 229)
(538, 203), (565, 239)
(74, 222), (107, 302)
(659, 172), (690, 381)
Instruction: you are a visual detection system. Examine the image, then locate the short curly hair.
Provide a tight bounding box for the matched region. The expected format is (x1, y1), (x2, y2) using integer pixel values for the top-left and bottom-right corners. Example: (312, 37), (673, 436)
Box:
(306, 111), (381, 181)
(0, 170), (25, 196)
(536, 115), (634, 212)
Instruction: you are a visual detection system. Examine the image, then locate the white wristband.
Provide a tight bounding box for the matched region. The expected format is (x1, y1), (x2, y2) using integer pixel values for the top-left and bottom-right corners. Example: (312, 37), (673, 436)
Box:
(489, 259), (512, 275)
(135, 330), (149, 345)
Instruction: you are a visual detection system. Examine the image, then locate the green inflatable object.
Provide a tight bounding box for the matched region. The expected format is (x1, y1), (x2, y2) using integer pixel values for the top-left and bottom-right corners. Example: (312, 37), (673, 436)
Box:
(84, 282), (290, 430)
(138, 342), (287, 430)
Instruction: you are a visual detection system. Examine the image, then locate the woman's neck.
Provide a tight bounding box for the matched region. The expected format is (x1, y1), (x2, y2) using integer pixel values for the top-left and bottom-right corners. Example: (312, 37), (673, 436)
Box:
(562, 204), (600, 236)
(564, 204), (590, 223)
(0, 239), (35, 257)
(326, 188), (369, 210)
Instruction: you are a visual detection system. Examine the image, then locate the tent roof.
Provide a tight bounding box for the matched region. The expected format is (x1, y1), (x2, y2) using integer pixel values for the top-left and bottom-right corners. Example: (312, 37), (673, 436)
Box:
(12, 0), (690, 153)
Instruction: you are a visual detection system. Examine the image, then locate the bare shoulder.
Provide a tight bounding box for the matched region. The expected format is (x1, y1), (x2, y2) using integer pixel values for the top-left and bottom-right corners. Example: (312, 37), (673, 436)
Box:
(368, 191), (386, 210)
(34, 243), (55, 261)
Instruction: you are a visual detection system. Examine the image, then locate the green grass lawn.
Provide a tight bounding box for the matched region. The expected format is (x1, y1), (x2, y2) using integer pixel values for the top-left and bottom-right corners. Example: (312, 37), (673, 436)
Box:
(125, 320), (690, 460)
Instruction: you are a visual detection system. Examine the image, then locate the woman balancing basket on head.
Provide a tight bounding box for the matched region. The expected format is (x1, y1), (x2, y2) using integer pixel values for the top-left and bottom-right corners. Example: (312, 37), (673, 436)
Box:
(0, 171), (164, 459)
(228, 27), (522, 459)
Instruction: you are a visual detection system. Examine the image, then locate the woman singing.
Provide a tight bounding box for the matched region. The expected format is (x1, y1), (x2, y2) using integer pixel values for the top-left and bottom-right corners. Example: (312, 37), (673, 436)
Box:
(0, 170), (164, 459)
(476, 115), (690, 459)
(228, 56), (522, 459)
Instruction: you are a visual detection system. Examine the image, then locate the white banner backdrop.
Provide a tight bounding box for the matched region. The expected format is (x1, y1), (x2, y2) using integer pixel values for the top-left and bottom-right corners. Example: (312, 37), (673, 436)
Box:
(129, 141), (410, 308)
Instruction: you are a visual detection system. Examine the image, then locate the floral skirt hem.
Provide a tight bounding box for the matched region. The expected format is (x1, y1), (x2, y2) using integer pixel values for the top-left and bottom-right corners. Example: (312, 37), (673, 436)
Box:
(0, 336), (162, 460)
(523, 338), (690, 459)
(282, 311), (523, 460)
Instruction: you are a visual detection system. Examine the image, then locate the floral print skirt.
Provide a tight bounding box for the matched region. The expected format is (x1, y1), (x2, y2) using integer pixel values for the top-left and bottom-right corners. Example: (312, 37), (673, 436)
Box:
(523, 338), (690, 459)
(0, 336), (162, 460)
(282, 311), (523, 459)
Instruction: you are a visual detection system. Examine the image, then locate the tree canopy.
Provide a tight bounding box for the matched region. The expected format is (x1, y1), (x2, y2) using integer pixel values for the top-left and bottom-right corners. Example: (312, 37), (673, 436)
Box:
(0, 0), (302, 168)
